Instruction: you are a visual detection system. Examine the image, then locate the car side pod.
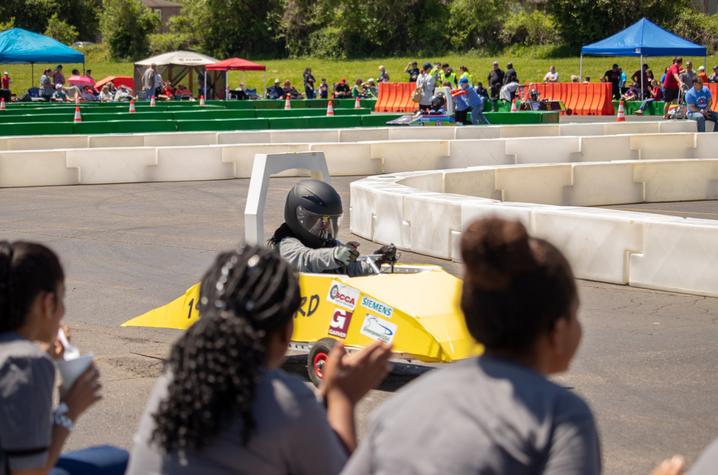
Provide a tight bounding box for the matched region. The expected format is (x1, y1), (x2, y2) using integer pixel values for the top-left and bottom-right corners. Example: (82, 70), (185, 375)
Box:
(122, 264), (482, 386)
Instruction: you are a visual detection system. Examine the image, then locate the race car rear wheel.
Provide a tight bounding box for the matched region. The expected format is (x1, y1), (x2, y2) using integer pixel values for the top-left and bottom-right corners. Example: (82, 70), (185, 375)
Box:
(307, 338), (337, 387)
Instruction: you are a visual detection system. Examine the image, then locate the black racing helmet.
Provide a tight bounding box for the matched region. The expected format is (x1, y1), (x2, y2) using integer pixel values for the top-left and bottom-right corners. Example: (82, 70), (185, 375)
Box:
(430, 92), (446, 111)
(284, 179), (343, 248)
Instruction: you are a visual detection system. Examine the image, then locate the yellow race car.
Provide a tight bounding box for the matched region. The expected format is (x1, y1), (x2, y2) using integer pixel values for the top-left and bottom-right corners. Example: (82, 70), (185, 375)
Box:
(123, 256), (481, 385)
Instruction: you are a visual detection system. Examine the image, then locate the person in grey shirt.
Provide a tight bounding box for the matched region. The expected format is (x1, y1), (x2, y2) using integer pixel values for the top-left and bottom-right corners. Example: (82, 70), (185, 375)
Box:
(417, 63), (436, 113)
(342, 217), (601, 475)
(268, 180), (396, 276)
(0, 241), (101, 475)
(127, 245), (392, 475)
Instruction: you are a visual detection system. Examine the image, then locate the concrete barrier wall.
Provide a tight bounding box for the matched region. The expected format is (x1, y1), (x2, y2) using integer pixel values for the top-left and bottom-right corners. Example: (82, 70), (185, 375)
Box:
(0, 121), (694, 152)
(2, 131), (717, 188)
(350, 160), (718, 296)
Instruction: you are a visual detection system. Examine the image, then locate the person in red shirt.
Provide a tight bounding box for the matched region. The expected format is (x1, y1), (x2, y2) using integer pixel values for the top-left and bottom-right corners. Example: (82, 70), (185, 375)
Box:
(663, 57), (683, 115)
(1, 71), (10, 90)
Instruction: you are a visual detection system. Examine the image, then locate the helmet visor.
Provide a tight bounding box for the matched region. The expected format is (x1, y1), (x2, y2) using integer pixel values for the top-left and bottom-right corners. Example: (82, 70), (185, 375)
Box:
(296, 206), (340, 242)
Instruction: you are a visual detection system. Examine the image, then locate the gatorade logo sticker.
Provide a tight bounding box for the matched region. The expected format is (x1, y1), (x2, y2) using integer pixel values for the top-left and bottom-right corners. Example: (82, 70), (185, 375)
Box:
(361, 296), (393, 318)
(328, 309), (352, 339)
(327, 283), (360, 311)
(360, 314), (397, 344)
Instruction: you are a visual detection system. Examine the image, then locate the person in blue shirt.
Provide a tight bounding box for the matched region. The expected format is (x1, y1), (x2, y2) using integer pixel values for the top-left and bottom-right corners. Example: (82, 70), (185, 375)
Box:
(453, 77), (489, 125)
(686, 77), (717, 132)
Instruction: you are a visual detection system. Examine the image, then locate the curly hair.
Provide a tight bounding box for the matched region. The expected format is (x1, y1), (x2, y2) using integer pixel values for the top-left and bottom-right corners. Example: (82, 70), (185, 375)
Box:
(0, 241), (64, 332)
(151, 245), (301, 453)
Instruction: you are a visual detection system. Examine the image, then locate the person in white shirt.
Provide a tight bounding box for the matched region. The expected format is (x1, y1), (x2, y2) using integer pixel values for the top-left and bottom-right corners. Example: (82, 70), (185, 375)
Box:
(499, 81), (519, 101)
(544, 65), (559, 82)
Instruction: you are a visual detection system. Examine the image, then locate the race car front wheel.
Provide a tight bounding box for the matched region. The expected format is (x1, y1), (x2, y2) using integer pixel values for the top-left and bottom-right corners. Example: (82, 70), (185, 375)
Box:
(307, 338), (337, 387)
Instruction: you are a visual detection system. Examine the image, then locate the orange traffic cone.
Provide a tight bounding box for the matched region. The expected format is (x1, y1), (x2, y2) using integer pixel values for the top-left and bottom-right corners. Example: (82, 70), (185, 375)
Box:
(326, 100), (335, 116)
(284, 95), (291, 110)
(510, 98), (518, 112)
(616, 100), (626, 122)
(0, 98), (5, 110)
(73, 106), (82, 122)
(354, 96), (361, 109)
(150, 96), (156, 107)
(199, 95), (206, 106)
(129, 99), (136, 113)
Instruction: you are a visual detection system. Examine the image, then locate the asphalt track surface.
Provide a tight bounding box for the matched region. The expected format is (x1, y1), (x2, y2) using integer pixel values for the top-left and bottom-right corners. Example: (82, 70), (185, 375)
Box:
(2, 176), (718, 475)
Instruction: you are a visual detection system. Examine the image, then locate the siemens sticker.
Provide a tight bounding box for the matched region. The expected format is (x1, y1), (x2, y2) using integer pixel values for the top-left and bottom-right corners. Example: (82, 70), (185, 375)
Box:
(326, 282), (360, 311)
(361, 296), (393, 318)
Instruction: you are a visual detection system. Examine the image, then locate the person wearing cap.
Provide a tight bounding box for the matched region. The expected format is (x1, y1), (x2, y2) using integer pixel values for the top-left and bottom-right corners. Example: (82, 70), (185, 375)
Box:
(334, 79), (351, 98)
(417, 62), (437, 113)
(378, 65), (390, 83)
(487, 61), (505, 111)
(454, 77), (488, 126)
(686, 77), (717, 132)
(697, 65), (709, 84)
(51, 84), (67, 102)
(405, 61), (420, 82)
(267, 79), (284, 99)
(710, 66), (718, 83)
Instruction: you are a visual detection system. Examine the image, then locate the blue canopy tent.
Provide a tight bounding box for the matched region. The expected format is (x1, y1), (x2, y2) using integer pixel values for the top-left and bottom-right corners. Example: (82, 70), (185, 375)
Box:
(580, 18), (707, 97)
(0, 28), (84, 87)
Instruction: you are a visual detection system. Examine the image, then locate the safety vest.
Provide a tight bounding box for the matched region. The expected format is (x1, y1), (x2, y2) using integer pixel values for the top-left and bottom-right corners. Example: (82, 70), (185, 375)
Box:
(459, 72), (473, 86)
(439, 71), (457, 87)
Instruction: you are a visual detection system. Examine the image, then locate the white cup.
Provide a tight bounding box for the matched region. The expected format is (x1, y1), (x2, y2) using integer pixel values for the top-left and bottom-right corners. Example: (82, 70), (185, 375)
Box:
(56, 354), (94, 392)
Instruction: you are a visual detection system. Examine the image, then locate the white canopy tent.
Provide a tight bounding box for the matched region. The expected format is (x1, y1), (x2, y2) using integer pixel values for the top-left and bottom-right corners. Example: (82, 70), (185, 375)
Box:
(133, 50), (226, 99)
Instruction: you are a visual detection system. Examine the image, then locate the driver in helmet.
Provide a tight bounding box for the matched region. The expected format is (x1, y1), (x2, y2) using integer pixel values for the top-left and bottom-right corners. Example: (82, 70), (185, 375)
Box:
(269, 180), (396, 276)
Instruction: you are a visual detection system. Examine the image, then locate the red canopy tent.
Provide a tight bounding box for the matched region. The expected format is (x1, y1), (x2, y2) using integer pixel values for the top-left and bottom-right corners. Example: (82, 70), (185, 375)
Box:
(204, 58), (266, 99)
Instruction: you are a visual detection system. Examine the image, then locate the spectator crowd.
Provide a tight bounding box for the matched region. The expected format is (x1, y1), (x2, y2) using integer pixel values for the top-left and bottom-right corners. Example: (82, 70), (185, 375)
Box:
(3, 212), (718, 474)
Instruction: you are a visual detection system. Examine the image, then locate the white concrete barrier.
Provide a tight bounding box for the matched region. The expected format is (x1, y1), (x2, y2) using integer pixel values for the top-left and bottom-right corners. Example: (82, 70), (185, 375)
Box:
(151, 146), (233, 182)
(0, 150), (76, 187)
(66, 148), (157, 184)
(351, 158), (718, 297)
(1, 128), (714, 189)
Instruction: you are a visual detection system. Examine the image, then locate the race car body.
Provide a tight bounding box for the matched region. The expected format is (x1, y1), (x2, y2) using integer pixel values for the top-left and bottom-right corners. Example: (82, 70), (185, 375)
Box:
(122, 263), (481, 364)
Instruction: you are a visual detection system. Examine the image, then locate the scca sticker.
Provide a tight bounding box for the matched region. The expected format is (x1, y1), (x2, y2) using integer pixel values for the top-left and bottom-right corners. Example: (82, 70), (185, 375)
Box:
(360, 314), (398, 344)
(327, 282), (360, 311)
(361, 296), (393, 318)
(328, 309), (353, 339)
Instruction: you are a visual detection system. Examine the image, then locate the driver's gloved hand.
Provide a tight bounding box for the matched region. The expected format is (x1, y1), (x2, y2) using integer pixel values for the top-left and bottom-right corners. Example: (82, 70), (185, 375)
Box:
(374, 244), (397, 265)
(334, 244), (360, 266)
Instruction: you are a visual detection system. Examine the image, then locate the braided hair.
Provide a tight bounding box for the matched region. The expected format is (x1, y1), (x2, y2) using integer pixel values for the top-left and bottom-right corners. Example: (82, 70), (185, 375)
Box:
(0, 241), (64, 332)
(151, 245), (301, 453)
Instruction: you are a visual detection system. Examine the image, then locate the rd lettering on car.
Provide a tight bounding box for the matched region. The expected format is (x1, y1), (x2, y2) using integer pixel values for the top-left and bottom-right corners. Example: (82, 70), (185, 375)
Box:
(296, 294), (320, 317)
(328, 309), (353, 339)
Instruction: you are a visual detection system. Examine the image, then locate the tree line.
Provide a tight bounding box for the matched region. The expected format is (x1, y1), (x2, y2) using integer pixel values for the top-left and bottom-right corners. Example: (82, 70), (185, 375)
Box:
(1, 0), (716, 61)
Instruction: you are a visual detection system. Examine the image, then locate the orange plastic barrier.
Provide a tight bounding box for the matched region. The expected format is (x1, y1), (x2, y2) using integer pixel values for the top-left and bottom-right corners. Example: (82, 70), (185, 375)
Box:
(375, 82), (419, 113)
(524, 82), (614, 115)
(710, 83), (718, 112)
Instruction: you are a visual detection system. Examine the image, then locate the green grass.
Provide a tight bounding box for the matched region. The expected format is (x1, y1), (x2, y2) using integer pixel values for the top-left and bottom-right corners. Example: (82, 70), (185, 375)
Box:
(3, 45), (716, 95)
